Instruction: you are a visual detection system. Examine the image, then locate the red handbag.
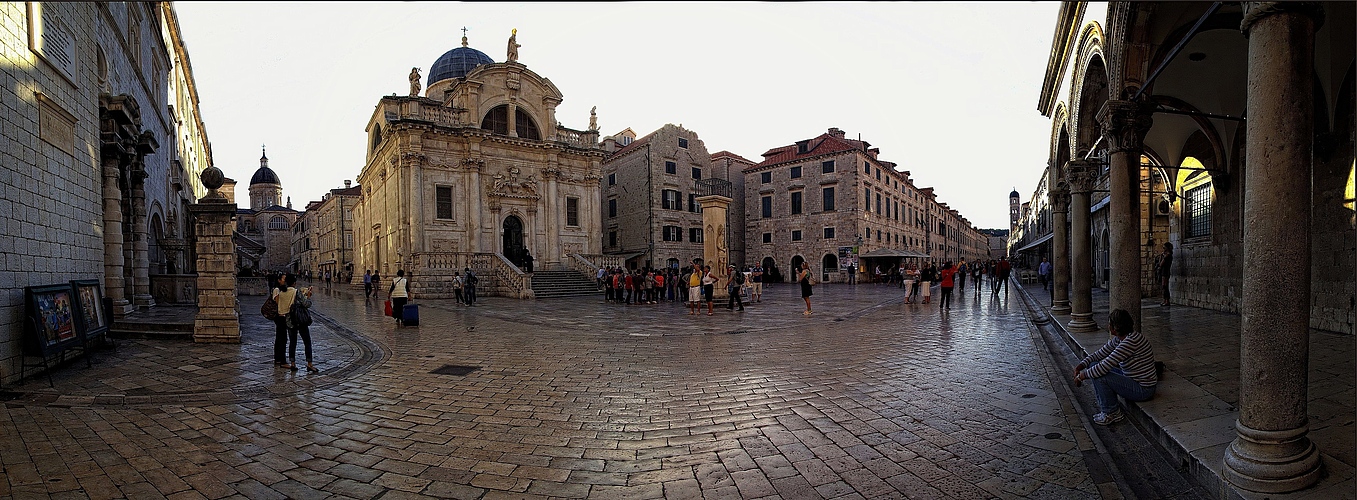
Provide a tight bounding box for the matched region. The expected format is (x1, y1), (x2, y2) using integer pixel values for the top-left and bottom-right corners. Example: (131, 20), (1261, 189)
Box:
(384, 299), (393, 317)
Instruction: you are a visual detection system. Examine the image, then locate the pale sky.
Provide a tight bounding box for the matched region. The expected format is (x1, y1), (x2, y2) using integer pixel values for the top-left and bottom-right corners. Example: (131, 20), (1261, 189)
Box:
(175, 1), (1062, 229)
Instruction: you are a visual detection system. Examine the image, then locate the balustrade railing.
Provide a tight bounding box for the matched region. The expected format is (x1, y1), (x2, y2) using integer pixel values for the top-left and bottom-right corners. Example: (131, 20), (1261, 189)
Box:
(555, 126), (599, 149)
(470, 252), (533, 299)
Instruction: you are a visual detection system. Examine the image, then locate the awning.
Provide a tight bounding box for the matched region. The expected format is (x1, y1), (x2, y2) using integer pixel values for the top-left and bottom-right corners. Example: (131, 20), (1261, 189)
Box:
(1013, 233), (1054, 253)
(860, 248), (928, 259)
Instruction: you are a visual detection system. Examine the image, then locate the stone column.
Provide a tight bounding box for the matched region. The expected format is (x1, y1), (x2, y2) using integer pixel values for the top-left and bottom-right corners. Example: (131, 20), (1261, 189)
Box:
(1098, 99), (1153, 330)
(1066, 161), (1097, 331)
(188, 166), (239, 343)
(544, 164), (560, 268)
(697, 195), (731, 299)
(1049, 185), (1071, 314)
(129, 160), (154, 308)
(1224, 2), (1324, 493)
(101, 153), (133, 317)
(506, 102), (518, 138)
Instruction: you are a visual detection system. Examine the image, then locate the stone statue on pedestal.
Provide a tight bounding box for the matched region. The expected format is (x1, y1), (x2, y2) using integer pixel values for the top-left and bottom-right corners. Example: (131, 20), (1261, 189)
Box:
(507, 29), (520, 62)
(409, 67), (421, 96)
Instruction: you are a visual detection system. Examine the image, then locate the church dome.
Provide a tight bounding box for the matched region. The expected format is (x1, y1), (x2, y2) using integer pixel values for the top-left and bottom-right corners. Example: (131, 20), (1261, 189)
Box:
(251, 148), (280, 186)
(251, 166), (280, 186)
(428, 45), (494, 85)
(1010, 189), (1020, 198)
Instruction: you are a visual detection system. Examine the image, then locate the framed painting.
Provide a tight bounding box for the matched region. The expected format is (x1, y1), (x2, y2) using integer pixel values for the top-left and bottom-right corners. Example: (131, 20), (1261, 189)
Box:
(24, 283), (83, 356)
(70, 279), (108, 337)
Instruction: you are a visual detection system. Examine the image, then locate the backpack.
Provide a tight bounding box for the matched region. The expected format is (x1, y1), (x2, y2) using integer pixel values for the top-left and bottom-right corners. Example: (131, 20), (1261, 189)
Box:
(261, 293), (280, 320)
(468, 274), (479, 285)
(734, 272), (746, 285)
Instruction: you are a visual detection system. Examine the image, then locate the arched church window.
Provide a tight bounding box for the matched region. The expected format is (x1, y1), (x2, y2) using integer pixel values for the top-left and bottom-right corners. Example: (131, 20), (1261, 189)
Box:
(480, 105), (541, 140)
(371, 125), (383, 152)
(269, 215), (288, 230)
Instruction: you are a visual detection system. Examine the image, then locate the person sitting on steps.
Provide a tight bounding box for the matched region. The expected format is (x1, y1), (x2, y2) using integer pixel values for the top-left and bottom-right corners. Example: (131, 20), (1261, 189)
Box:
(1073, 308), (1159, 425)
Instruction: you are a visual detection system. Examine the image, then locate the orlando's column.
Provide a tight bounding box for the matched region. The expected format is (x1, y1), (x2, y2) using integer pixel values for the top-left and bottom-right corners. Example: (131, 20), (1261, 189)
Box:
(1224, 2), (1324, 493)
(696, 194), (731, 300)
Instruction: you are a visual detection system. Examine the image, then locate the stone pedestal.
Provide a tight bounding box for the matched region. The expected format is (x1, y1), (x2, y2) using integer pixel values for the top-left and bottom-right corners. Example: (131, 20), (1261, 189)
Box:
(1224, 2), (1324, 493)
(1049, 186), (1071, 314)
(697, 195), (732, 299)
(1067, 161), (1098, 332)
(188, 168), (240, 344)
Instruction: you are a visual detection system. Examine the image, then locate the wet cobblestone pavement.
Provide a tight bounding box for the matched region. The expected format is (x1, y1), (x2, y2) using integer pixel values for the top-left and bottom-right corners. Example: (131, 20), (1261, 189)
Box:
(2, 280), (1115, 499)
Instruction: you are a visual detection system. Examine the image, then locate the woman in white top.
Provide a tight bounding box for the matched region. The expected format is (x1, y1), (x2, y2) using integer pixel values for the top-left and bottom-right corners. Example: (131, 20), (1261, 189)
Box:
(274, 274), (315, 371)
(389, 270), (410, 326)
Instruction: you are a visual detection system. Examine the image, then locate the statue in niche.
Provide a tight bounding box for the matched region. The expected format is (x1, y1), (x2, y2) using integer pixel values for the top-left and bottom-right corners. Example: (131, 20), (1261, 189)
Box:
(507, 29), (520, 62)
(409, 67), (421, 96)
(589, 106), (598, 131)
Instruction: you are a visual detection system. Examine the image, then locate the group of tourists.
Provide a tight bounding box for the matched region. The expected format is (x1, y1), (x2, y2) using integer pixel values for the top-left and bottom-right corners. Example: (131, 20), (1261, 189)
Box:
(597, 262), (769, 311)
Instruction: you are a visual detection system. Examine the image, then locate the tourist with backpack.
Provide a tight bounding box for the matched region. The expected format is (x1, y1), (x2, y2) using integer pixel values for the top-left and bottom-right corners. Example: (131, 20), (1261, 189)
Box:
(727, 266), (746, 311)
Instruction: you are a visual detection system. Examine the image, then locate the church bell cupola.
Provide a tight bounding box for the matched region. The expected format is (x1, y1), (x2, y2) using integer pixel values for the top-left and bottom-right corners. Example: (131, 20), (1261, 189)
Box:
(249, 146), (284, 210)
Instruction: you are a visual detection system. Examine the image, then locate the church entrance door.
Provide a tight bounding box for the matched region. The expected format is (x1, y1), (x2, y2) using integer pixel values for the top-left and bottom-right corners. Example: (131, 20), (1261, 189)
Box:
(503, 215), (526, 268)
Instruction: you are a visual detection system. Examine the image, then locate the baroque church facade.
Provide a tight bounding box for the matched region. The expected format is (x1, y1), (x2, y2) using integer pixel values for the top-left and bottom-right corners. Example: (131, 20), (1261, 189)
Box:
(352, 32), (605, 298)
(233, 149), (299, 275)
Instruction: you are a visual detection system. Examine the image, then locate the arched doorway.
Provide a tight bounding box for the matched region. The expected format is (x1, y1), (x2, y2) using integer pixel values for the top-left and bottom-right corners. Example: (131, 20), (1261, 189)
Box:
(149, 213), (165, 274)
(762, 257), (778, 283)
(822, 254), (839, 283)
(790, 255), (805, 282)
(503, 215), (526, 268)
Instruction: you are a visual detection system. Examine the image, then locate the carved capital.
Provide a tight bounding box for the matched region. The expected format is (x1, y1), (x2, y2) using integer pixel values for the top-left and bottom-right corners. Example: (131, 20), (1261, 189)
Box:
(1048, 184), (1071, 213)
(1242, 2), (1324, 36)
(460, 157), (486, 172)
(1064, 160), (1097, 194)
(1098, 100), (1154, 154)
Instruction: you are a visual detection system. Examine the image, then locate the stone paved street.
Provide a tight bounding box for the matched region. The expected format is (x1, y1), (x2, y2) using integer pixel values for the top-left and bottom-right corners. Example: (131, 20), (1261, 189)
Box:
(2, 280), (1118, 499)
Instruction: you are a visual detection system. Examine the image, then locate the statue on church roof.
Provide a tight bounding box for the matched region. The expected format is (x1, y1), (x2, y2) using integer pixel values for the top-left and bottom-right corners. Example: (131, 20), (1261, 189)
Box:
(409, 67), (421, 96)
(507, 29), (520, 63)
(589, 106), (598, 131)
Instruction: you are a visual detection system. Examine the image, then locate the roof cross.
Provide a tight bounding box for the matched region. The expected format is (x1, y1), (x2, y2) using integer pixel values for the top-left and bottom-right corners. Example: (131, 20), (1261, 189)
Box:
(461, 26), (469, 47)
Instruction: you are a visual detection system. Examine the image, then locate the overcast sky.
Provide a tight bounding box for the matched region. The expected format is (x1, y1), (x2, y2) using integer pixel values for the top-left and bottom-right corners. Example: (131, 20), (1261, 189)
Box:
(175, 1), (1062, 229)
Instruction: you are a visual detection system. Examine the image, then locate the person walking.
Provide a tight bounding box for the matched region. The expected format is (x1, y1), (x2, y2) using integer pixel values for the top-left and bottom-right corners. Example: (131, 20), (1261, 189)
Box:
(1073, 309), (1158, 425)
(701, 265), (717, 316)
(726, 266), (746, 311)
(938, 262), (957, 310)
(463, 268), (478, 306)
(956, 259), (968, 292)
(1157, 242), (1173, 306)
(389, 270), (410, 326)
(1038, 257), (1052, 291)
(280, 274), (316, 371)
(750, 264), (764, 303)
(972, 262), (984, 294)
(902, 264), (917, 304)
(269, 274), (289, 367)
(370, 271), (380, 298)
(797, 261), (814, 315)
(919, 263), (934, 305)
(995, 257), (1011, 296)
(363, 270), (373, 298)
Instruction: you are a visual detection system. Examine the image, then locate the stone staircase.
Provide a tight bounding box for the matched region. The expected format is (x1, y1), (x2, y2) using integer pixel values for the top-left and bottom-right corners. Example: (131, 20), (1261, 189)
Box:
(530, 269), (600, 298)
(108, 305), (196, 340)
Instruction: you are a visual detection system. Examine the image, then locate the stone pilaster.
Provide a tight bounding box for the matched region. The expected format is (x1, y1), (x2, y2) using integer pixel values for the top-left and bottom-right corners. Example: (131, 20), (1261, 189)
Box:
(545, 163), (560, 268)
(101, 154), (132, 317)
(1098, 99), (1153, 331)
(189, 166), (239, 343)
(1049, 185), (1071, 314)
(1066, 161), (1098, 332)
(129, 159), (154, 308)
(697, 195), (731, 299)
(1223, 2), (1324, 493)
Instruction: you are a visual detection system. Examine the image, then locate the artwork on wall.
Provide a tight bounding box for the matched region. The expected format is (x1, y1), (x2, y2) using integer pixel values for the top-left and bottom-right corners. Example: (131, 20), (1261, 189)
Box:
(70, 280), (108, 337)
(24, 284), (83, 355)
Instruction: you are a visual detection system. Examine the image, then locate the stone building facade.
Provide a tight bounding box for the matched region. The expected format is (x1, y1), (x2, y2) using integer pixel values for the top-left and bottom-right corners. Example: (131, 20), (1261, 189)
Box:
(1028, 2), (1354, 493)
(291, 200), (319, 277)
(311, 181), (360, 282)
(234, 150), (298, 274)
(351, 33), (605, 299)
(600, 124), (722, 270)
(745, 128), (989, 283)
(0, 2), (214, 383)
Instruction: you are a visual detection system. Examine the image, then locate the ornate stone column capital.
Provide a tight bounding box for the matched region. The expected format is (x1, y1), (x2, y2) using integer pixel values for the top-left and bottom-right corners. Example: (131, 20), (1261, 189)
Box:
(1064, 160), (1098, 194)
(1098, 100), (1154, 154)
(1242, 2), (1324, 35)
(1048, 185), (1070, 214)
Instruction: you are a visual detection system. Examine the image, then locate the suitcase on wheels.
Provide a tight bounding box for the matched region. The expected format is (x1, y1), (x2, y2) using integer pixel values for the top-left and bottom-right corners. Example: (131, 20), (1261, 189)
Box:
(402, 303), (419, 326)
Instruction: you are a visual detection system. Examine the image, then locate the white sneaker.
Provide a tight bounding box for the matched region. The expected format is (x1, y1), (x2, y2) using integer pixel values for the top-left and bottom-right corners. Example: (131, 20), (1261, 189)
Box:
(1093, 411), (1124, 426)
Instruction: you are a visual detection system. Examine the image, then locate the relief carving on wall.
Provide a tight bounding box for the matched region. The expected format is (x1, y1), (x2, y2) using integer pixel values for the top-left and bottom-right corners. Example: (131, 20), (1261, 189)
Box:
(488, 167), (540, 200)
(431, 238), (459, 252)
(460, 158), (486, 172)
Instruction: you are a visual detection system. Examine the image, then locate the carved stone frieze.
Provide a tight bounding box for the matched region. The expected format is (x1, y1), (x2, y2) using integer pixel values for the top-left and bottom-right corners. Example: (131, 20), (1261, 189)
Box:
(487, 166), (541, 200)
(460, 157), (486, 172)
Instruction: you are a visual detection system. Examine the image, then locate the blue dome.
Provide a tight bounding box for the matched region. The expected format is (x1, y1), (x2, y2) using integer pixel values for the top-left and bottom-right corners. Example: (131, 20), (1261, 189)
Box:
(428, 46), (495, 85)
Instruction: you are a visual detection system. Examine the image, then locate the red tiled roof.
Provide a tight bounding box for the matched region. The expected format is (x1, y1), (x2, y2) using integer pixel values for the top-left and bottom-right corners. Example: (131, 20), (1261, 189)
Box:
(749, 132), (870, 172)
(606, 131), (657, 159)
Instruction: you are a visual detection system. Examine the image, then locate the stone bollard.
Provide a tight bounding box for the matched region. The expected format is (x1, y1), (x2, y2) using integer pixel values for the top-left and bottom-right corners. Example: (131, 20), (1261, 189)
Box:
(188, 166), (240, 343)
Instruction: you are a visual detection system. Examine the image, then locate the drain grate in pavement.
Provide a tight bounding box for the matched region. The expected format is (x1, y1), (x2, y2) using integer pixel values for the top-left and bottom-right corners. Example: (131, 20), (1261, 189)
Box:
(1044, 432), (1063, 439)
(431, 365), (480, 376)
(1021, 394), (1037, 398)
